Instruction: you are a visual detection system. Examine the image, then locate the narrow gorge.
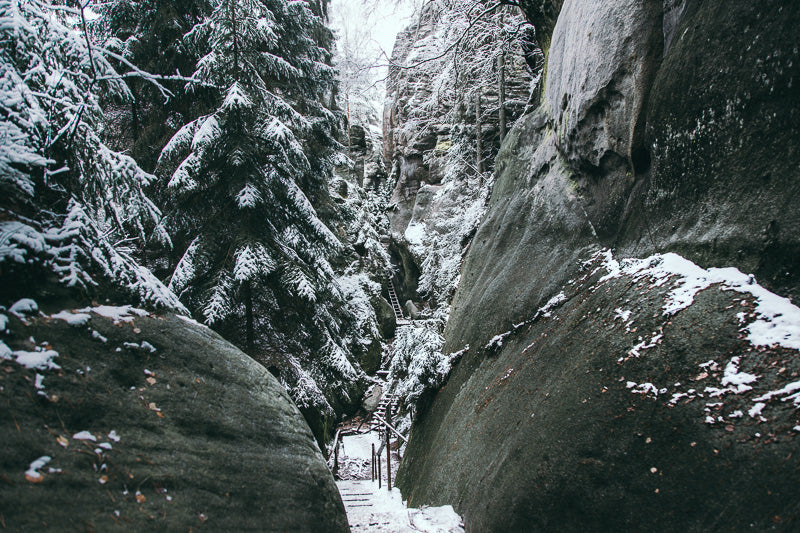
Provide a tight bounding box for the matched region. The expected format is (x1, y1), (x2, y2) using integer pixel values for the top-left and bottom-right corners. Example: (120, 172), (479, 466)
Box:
(1, 0), (799, 531)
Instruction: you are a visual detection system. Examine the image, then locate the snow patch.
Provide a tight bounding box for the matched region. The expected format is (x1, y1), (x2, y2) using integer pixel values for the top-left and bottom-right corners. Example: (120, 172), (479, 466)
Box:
(9, 298), (38, 317)
(0, 340), (11, 361)
(50, 310), (91, 326)
(720, 357), (758, 393)
(540, 291), (567, 317)
(754, 380), (800, 406)
(614, 308), (632, 322)
(78, 305), (149, 324)
(627, 381), (663, 398)
(73, 431), (96, 442)
(404, 222), (427, 250)
(337, 480), (464, 533)
(485, 332), (511, 350)
(25, 456), (51, 482)
(622, 332), (663, 361)
(11, 348), (60, 370)
(597, 250), (800, 350)
(748, 402), (766, 419)
(176, 314), (208, 329)
(122, 341), (156, 353)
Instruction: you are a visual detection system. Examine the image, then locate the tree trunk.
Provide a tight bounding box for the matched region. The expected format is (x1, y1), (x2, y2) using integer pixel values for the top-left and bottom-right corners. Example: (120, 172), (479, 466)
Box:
(231, 1), (239, 81)
(131, 85), (140, 140)
(498, 51), (506, 142)
(475, 88), (483, 177)
(346, 94), (354, 180)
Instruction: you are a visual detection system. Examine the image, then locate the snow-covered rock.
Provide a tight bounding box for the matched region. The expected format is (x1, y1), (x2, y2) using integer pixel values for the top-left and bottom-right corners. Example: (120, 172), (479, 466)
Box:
(0, 308), (347, 532)
(397, 1), (800, 530)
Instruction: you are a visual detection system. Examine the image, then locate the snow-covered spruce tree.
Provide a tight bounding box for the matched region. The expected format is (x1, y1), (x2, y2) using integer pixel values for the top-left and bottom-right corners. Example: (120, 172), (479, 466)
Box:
(158, 0), (365, 433)
(0, 0), (183, 310)
(93, 0), (214, 172)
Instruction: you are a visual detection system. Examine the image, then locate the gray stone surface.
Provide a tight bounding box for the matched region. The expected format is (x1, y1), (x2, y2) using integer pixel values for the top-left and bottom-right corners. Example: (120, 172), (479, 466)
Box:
(0, 309), (348, 532)
(445, 107), (594, 351)
(622, 0), (800, 302)
(397, 0), (800, 530)
(400, 254), (800, 531)
(547, 0), (662, 169)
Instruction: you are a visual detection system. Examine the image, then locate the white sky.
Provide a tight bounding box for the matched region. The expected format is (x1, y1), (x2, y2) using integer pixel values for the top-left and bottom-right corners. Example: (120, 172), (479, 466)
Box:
(329, 0), (417, 68)
(328, 0), (419, 117)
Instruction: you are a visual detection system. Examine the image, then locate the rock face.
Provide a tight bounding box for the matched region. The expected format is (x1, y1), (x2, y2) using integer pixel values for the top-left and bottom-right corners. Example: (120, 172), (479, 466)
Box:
(397, 0), (800, 530)
(383, 4), (536, 313)
(625, 0), (800, 300)
(0, 307), (348, 532)
(400, 251), (800, 531)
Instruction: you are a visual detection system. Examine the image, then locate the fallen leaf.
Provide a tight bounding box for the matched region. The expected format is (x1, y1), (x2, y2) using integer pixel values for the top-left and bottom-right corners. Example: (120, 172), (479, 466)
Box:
(199, 513), (208, 523)
(99, 475), (108, 484)
(136, 491), (146, 504)
(156, 412), (165, 419)
(56, 436), (69, 448)
(25, 472), (43, 483)
(146, 377), (156, 386)
(147, 402), (160, 412)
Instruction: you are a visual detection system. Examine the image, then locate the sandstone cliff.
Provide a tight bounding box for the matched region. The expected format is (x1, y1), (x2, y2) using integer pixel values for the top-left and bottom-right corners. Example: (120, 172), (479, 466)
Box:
(396, 1), (800, 530)
(382, 4), (537, 314)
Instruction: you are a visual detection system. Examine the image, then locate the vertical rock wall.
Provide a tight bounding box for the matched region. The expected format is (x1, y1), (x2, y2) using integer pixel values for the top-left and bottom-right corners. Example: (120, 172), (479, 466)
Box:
(383, 4), (537, 312)
(397, 0), (800, 530)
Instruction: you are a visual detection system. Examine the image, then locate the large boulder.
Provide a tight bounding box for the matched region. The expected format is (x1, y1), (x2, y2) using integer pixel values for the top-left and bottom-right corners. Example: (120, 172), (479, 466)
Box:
(0, 304), (349, 532)
(399, 251), (800, 531)
(397, 0), (800, 530)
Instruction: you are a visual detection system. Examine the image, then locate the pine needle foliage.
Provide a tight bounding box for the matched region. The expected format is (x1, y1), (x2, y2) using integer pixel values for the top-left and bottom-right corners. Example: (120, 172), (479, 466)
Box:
(159, 0), (362, 418)
(0, 0), (183, 310)
(93, 0), (214, 171)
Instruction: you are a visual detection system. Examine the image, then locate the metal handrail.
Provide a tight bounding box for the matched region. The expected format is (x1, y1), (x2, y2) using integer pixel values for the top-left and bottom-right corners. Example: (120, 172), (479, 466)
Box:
(372, 413), (409, 444)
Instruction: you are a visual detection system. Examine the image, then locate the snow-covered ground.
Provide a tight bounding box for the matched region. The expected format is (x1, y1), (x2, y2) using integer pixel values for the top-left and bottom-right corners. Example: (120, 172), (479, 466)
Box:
(339, 480), (464, 533)
(335, 432), (464, 532)
(336, 432), (386, 480)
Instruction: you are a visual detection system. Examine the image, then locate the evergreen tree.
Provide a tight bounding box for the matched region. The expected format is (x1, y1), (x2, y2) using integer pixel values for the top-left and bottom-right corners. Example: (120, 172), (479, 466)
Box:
(158, 0), (362, 421)
(94, 0), (214, 172)
(0, 0), (182, 310)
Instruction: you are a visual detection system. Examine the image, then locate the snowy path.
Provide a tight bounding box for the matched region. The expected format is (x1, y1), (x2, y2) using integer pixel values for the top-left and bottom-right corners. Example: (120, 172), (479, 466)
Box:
(338, 479), (464, 533)
(335, 431), (464, 532)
